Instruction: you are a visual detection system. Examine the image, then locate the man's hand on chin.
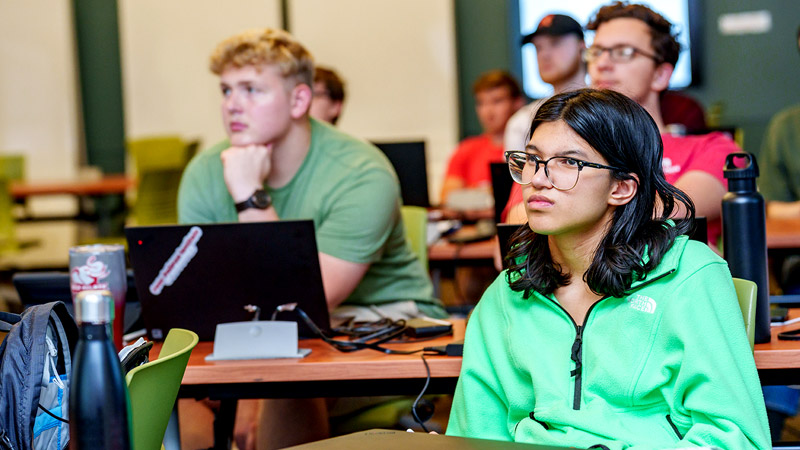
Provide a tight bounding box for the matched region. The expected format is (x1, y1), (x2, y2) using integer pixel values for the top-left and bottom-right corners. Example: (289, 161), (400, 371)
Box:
(221, 144), (273, 202)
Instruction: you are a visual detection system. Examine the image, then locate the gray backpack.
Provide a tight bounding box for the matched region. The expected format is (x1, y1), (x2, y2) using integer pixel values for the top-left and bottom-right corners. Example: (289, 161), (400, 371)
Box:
(0, 302), (78, 450)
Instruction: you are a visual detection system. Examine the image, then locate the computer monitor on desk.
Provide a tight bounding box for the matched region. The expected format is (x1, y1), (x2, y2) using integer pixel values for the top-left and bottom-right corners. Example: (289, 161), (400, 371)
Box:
(12, 270), (141, 331)
(372, 141), (430, 207)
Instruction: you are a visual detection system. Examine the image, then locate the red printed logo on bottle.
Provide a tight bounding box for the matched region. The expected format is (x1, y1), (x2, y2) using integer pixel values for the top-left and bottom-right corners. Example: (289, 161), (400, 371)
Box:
(70, 255), (112, 294)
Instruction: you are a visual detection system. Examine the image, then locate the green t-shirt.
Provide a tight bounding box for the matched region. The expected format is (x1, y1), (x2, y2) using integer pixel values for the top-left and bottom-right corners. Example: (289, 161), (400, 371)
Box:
(758, 104), (800, 202)
(177, 119), (440, 310)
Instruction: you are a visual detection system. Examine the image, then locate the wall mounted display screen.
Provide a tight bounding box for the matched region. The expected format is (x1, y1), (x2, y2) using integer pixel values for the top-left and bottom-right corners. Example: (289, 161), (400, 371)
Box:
(519, 0), (698, 99)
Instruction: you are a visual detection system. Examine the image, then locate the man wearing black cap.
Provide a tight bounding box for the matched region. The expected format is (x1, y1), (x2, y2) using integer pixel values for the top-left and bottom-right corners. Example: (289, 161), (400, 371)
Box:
(504, 14), (585, 152)
(522, 14), (586, 93)
(502, 13), (586, 222)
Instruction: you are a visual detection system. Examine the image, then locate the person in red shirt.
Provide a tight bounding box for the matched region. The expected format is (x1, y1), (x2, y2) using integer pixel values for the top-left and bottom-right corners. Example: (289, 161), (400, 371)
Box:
(504, 2), (735, 247)
(441, 70), (524, 204)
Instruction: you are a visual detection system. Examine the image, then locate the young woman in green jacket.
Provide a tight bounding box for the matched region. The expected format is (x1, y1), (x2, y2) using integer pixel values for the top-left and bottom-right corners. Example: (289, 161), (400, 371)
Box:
(447, 89), (771, 449)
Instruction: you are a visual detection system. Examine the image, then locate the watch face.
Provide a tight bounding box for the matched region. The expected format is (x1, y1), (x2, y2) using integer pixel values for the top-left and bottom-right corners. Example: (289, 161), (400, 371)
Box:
(252, 190), (272, 208)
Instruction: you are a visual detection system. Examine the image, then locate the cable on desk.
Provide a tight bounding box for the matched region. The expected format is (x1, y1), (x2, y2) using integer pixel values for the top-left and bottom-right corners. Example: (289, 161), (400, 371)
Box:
(272, 303), (450, 355)
(412, 354), (432, 433)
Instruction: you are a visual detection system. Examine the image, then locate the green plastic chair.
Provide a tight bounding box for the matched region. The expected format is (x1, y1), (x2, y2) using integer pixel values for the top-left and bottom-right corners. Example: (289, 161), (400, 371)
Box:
(732, 277), (756, 351)
(0, 155), (26, 253)
(401, 206), (428, 271)
(128, 137), (196, 225)
(126, 328), (198, 450)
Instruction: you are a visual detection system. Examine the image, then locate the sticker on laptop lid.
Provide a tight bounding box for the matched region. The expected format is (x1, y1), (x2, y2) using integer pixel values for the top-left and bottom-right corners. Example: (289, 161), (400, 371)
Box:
(149, 226), (203, 295)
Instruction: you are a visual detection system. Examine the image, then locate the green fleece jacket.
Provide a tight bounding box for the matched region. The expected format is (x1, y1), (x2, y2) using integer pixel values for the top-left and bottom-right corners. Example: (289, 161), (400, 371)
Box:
(447, 236), (770, 449)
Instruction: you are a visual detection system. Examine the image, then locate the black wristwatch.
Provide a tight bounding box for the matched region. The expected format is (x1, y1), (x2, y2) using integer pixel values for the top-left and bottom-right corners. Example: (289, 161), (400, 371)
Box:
(235, 189), (272, 212)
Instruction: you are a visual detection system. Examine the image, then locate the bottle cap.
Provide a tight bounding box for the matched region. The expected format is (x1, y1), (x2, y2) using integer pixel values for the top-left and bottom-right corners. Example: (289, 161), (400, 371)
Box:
(723, 152), (760, 180)
(74, 290), (114, 324)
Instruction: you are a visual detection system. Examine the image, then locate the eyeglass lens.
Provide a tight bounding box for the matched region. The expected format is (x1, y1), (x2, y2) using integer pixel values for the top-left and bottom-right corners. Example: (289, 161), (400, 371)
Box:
(507, 154), (581, 190)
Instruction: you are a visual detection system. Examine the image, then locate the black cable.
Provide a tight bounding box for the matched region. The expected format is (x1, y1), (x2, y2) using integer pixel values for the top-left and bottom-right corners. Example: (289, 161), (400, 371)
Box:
(274, 303), (430, 354)
(38, 403), (68, 423)
(411, 354), (431, 433)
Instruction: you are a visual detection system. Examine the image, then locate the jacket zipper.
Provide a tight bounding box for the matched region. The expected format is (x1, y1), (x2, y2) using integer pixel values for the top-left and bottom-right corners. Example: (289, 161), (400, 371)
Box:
(665, 414), (684, 440)
(545, 268), (676, 411)
(543, 298), (603, 410)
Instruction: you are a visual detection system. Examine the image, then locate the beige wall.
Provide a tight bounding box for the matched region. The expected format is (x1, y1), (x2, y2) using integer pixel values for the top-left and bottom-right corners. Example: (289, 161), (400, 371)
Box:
(118, 0), (282, 150)
(0, 0), (80, 180)
(290, 0), (459, 202)
(1, 1), (459, 204)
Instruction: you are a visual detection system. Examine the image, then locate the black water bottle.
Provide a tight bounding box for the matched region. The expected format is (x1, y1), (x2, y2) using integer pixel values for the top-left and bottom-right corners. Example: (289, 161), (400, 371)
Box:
(722, 152), (770, 344)
(69, 290), (132, 450)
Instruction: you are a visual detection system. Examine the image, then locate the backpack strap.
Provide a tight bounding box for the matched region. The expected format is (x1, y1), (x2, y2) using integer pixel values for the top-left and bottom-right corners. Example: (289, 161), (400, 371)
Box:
(0, 311), (20, 333)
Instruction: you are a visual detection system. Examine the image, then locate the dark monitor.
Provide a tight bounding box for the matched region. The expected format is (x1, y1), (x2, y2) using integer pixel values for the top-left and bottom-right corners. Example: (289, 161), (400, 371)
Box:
(490, 162), (513, 224)
(496, 224), (523, 270)
(372, 141), (430, 207)
(12, 270), (141, 332)
(677, 216), (707, 244)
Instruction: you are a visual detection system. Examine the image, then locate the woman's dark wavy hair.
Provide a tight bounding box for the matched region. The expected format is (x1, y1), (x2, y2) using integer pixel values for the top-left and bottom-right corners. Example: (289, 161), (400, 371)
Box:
(506, 88), (694, 299)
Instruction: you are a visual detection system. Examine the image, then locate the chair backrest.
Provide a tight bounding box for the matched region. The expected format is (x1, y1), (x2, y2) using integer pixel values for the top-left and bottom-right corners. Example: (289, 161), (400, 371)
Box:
(401, 206), (428, 272)
(126, 328), (198, 450)
(128, 136), (196, 225)
(732, 277), (756, 351)
(0, 155), (24, 253)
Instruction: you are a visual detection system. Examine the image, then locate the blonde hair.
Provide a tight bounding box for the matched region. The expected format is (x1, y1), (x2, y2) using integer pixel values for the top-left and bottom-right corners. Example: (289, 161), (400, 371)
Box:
(209, 28), (314, 87)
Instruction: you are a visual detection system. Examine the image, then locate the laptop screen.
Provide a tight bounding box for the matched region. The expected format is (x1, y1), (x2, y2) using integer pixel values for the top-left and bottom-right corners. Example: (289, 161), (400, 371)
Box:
(373, 141), (430, 207)
(125, 220), (330, 341)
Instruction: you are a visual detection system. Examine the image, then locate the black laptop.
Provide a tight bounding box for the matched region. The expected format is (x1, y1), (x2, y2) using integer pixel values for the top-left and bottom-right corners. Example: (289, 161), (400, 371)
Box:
(124, 220), (330, 341)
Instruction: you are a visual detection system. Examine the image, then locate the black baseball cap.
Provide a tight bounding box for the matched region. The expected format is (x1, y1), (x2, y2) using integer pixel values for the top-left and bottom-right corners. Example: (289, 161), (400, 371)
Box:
(521, 14), (584, 45)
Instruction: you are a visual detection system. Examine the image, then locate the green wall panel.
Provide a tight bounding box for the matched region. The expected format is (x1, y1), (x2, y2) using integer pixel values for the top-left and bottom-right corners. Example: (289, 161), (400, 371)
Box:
(72, 0), (126, 174)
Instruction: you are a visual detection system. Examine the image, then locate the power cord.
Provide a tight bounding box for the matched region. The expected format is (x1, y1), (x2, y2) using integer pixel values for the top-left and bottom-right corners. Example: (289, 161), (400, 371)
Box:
(271, 303), (454, 431)
(273, 303), (431, 354)
(411, 354), (432, 432)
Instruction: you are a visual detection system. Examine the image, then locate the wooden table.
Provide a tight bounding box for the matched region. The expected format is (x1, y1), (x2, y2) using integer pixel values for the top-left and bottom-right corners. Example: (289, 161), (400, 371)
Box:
(177, 316), (800, 394)
(10, 175), (134, 199)
(175, 315), (800, 448)
(428, 236), (496, 262)
(754, 311), (800, 385)
(177, 319), (466, 400)
(766, 217), (800, 250)
(174, 320), (465, 449)
(10, 175), (135, 236)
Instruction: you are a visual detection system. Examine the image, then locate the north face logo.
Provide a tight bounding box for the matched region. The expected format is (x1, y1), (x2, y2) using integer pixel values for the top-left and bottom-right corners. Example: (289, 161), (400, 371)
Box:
(628, 294), (657, 314)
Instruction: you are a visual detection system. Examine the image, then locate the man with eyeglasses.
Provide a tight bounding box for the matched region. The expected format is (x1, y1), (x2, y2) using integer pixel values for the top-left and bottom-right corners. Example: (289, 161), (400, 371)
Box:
(505, 2), (736, 248)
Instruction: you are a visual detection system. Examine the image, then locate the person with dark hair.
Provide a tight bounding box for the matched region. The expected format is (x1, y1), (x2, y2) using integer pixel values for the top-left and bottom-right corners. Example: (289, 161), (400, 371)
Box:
(503, 2), (734, 249)
(440, 69), (524, 204)
(309, 66), (345, 125)
(446, 89), (770, 449)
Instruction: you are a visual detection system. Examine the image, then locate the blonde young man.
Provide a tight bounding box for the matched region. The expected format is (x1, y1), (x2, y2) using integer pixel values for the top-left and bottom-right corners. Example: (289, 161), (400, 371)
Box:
(177, 28), (445, 449)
